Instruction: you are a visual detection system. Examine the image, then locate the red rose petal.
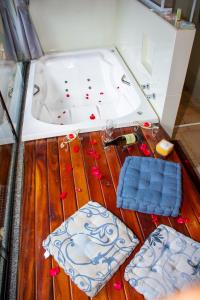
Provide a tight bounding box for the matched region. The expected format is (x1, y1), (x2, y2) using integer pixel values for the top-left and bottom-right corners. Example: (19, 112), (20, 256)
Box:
(87, 149), (96, 156)
(113, 281), (122, 290)
(140, 143), (147, 151)
(92, 171), (102, 178)
(143, 149), (151, 156)
(50, 266), (60, 277)
(177, 217), (184, 224)
(143, 122), (151, 128)
(91, 166), (102, 179)
(90, 114), (96, 120)
(68, 133), (75, 139)
(93, 153), (100, 160)
(127, 146), (134, 153)
(66, 164), (72, 172)
(90, 139), (97, 145)
(139, 143), (151, 156)
(73, 145), (79, 153)
(92, 169), (101, 176)
(60, 192), (67, 200)
(151, 214), (158, 225)
(96, 173), (102, 180)
(177, 217), (189, 224)
(91, 166), (99, 171)
(87, 149), (100, 159)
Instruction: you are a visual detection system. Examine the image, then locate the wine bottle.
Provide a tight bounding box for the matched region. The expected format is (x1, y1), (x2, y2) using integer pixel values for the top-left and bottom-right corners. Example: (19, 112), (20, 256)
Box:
(104, 133), (138, 147)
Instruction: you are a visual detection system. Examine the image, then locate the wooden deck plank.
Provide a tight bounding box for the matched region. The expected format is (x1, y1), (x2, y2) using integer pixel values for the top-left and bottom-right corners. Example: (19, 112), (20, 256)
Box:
(18, 128), (200, 300)
(90, 132), (137, 300)
(81, 133), (105, 207)
(35, 140), (53, 300)
(58, 137), (89, 300)
(0, 144), (12, 185)
(103, 134), (145, 300)
(18, 142), (36, 300)
(77, 134), (109, 300)
(69, 135), (109, 300)
(47, 138), (70, 300)
(69, 136), (90, 208)
(0, 144), (12, 228)
(58, 137), (77, 219)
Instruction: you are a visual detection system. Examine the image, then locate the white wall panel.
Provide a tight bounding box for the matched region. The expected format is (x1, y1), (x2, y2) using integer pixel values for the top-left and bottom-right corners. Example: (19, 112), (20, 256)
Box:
(115, 0), (195, 136)
(116, 0), (176, 118)
(30, 0), (118, 52)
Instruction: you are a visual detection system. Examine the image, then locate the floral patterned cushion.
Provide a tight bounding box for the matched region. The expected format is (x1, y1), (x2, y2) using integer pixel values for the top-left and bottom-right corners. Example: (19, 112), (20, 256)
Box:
(125, 224), (200, 300)
(43, 201), (139, 297)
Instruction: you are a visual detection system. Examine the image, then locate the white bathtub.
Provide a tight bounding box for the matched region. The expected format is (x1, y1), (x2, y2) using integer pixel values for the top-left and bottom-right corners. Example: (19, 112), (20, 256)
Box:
(22, 48), (158, 141)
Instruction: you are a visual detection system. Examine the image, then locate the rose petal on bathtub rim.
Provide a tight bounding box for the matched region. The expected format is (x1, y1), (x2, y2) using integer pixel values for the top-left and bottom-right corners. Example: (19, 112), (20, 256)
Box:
(68, 134), (75, 139)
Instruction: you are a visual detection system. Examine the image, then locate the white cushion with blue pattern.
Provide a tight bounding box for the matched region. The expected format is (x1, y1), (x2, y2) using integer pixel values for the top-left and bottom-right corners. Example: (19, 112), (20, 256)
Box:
(43, 201), (139, 297)
(125, 224), (200, 300)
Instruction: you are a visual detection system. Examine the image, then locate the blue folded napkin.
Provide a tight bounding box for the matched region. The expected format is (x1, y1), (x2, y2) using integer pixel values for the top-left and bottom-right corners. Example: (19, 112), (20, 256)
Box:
(117, 157), (182, 216)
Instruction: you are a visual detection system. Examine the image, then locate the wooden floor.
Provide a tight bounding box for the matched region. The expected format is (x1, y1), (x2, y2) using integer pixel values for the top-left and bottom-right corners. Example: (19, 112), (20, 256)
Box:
(0, 144), (12, 230)
(17, 127), (200, 300)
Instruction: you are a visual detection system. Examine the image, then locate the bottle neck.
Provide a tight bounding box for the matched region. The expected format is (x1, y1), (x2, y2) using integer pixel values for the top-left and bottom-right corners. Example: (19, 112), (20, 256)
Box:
(104, 136), (120, 146)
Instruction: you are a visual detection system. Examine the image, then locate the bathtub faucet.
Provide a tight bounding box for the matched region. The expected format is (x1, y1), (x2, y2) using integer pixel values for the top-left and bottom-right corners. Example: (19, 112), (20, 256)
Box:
(33, 84), (40, 96)
(121, 74), (131, 86)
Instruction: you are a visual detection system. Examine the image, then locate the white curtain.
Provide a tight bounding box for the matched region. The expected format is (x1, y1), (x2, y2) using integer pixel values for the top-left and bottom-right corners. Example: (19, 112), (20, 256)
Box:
(0, 0), (43, 61)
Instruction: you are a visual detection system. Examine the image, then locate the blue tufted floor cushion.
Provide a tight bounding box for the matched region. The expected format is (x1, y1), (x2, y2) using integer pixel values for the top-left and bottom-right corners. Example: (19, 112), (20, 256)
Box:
(117, 157), (182, 216)
(125, 224), (200, 300)
(43, 201), (139, 297)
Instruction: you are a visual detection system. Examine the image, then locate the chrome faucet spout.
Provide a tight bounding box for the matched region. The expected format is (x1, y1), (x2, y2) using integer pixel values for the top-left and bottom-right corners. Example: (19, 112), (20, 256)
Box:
(33, 84), (40, 96)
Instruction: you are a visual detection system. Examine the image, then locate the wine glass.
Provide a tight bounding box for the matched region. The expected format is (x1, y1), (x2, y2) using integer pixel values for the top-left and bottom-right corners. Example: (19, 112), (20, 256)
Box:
(152, 124), (160, 139)
(133, 123), (139, 133)
(103, 119), (115, 142)
(151, 124), (161, 157)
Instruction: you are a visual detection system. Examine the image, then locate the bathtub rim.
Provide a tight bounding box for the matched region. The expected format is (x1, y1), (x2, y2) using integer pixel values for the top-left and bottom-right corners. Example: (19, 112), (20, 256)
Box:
(22, 47), (159, 141)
